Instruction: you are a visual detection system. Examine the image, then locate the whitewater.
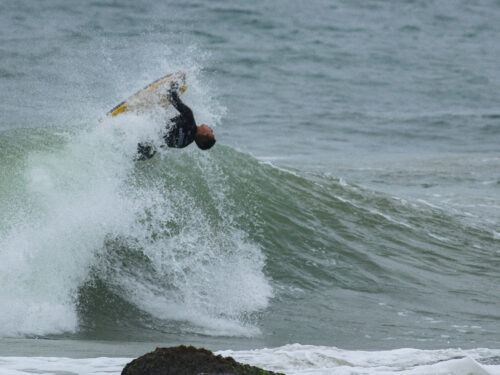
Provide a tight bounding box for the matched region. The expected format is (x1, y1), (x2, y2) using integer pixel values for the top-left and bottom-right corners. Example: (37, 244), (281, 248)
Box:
(2, 345), (500, 375)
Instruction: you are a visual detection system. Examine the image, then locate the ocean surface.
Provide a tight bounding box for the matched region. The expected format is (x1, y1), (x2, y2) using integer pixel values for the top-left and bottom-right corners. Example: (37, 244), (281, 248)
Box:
(1, 0), (499, 374)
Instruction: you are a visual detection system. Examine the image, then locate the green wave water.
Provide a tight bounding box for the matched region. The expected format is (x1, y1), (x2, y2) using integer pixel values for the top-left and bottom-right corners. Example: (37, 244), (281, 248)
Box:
(0, 123), (498, 349)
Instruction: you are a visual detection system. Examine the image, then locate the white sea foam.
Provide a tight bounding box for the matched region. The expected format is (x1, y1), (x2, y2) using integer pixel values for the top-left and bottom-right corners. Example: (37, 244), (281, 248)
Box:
(0, 356), (129, 375)
(0, 115), (155, 337)
(2, 345), (500, 375)
(219, 344), (500, 375)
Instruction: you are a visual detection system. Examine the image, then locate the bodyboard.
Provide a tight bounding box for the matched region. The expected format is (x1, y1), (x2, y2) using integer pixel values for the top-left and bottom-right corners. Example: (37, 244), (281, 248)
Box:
(106, 72), (187, 117)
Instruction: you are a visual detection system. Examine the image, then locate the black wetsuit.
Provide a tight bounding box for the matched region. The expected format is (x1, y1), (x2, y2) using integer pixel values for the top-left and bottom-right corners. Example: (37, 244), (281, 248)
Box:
(163, 90), (197, 148)
(137, 89), (197, 160)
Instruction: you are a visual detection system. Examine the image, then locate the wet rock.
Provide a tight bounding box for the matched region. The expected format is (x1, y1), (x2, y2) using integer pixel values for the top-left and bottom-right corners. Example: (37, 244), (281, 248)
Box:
(122, 345), (284, 375)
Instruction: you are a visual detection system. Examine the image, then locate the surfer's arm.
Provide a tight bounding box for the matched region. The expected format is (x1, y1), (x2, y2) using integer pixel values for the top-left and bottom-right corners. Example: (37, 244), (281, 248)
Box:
(167, 89), (194, 122)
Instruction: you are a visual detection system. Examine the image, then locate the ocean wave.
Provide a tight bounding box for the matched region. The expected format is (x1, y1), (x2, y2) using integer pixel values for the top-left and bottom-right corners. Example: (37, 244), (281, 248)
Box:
(0, 124), (498, 345)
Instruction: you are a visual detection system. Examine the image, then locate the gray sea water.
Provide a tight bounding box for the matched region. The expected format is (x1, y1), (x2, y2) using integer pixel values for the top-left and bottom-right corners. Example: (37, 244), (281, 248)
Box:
(1, 0), (500, 364)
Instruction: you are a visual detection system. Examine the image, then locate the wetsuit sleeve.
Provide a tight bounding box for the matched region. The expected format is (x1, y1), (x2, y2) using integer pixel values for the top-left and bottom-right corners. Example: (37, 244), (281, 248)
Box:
(167, 89), (195, 123)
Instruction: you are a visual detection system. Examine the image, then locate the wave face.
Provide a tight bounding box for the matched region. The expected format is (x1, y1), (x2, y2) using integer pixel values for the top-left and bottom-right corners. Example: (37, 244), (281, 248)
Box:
(1, 120), (499, 349)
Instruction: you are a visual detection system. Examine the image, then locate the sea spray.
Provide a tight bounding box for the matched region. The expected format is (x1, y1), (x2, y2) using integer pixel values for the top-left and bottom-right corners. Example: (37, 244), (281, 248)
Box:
(0, 115), (153, 336)
(0, 111), (272, 337)
(88, 147), (273, 337)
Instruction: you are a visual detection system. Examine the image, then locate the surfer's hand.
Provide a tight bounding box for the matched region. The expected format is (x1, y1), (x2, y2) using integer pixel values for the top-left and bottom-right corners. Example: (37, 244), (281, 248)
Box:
(169, 80), (180, 93)
(167, 87), (178, 102)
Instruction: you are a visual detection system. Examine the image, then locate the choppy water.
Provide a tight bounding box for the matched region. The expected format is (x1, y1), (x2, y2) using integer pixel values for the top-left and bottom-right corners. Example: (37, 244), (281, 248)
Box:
(1, 0), (500, 374)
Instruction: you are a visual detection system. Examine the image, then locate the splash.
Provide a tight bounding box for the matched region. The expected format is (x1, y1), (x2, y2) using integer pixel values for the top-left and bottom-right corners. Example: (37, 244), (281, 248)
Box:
(0, 51), (270, 337)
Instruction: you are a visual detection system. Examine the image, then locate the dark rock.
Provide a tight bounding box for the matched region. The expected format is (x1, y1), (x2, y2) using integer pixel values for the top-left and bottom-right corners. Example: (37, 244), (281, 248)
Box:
(122, 345), (285, 375)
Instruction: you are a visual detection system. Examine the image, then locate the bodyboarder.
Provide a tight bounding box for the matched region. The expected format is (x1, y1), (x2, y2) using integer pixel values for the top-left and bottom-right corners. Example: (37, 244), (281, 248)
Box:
(137, 85), (215, 160)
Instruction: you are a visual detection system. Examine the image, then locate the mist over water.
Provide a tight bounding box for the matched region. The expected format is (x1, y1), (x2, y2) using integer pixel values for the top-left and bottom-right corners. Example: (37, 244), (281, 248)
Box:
(0, 0), (500, 363)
